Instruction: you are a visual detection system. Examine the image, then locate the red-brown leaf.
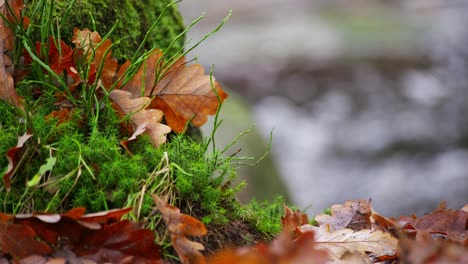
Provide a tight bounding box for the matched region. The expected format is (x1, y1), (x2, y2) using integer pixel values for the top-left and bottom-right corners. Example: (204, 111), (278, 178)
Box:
(2, 207), (162, 263)
(407, 206), (468, 244)
(0, 222), (52, 260)
(74, 220), (162, 263)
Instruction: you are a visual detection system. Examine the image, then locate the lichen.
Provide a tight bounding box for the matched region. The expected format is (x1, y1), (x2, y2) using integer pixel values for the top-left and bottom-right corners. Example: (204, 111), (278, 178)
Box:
(26, 0), (185, 60)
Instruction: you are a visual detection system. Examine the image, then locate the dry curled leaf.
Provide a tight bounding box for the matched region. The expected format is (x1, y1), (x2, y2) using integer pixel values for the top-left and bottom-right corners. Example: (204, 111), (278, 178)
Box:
(3, 133), (32, 190)
(153, 195), (207, 264)
(109, 89), (171, 147)
(120, 122), (149, 155)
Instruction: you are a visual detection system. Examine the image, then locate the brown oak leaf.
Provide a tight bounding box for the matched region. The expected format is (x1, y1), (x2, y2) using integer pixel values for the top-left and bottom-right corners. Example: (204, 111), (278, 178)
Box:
(153, 195), (207, 264)
(72, 28), (118, 88)
(117, 50), (228, 133)
(109, 89), (171, 147)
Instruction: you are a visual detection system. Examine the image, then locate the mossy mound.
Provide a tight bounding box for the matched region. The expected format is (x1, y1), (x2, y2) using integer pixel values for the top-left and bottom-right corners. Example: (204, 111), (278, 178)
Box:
(0, 1), (287, 261)
(26, 0), (185, 60)
(0, 90), (281, 254)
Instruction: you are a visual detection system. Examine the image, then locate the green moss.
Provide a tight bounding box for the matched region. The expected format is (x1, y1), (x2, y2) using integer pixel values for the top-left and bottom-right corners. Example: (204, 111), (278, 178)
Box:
(0, 96), (240, 219)
(26, 0), (185, 60)
(244, 196), (285, 236)
(133, 0), (185, 59)
(1, 1), (283, 257)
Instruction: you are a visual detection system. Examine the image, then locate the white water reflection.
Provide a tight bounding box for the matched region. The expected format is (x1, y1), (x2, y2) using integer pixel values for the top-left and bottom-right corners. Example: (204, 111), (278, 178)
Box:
(180, 0), (468, 216)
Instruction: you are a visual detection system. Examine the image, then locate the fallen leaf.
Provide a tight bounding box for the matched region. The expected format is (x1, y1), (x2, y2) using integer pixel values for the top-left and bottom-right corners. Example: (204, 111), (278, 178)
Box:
(73, 220), (162, 264)
(3, 133), (32, 190)
(314, 199), (372, 232)
(153, 195), (207, 264)
(0, 48), (21, 108)
(120, 121), (148, 155)
(109, 89), (171, 147)
(0, 0), (25, 109)
(43, 37), (75, 75)
(406, 206), (468, 244)
(45, 108), (72, 125)
(72, 28), (118, 88)
(281, 205), (308, 237)
(0, 0), (24, 51)
(400, 230), (468, 264)
(0, 207), (161, 263)
(207, 231), (329, 264)
(0, 221), (52, 260)
(118, 50), (228, 133)
(300, 225), (398, 262)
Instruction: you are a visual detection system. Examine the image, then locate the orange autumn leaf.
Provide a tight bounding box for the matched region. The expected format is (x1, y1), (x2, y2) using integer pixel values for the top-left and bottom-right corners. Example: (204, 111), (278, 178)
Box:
(43, 37), (75, 75)
(46, 108), (72, 125)
(281, 205), (308, 237)
(118, 50), (228, 133)
(153, 195), (207, 264)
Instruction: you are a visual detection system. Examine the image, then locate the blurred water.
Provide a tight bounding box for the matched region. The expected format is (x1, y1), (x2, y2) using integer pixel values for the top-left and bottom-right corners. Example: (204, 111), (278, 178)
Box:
(179, 0), (468, 216)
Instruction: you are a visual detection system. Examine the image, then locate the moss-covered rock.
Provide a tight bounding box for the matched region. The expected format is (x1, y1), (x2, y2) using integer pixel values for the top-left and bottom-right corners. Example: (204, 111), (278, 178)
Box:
(26, 0), (185, 60)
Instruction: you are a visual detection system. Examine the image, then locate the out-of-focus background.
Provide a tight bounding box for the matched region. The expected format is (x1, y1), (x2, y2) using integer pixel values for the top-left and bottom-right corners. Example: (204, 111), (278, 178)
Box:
(178, 0), (468, 216)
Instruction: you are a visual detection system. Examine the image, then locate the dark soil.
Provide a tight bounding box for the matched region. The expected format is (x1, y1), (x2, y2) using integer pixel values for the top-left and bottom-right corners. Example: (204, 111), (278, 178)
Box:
(201, 220), (270, 255)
